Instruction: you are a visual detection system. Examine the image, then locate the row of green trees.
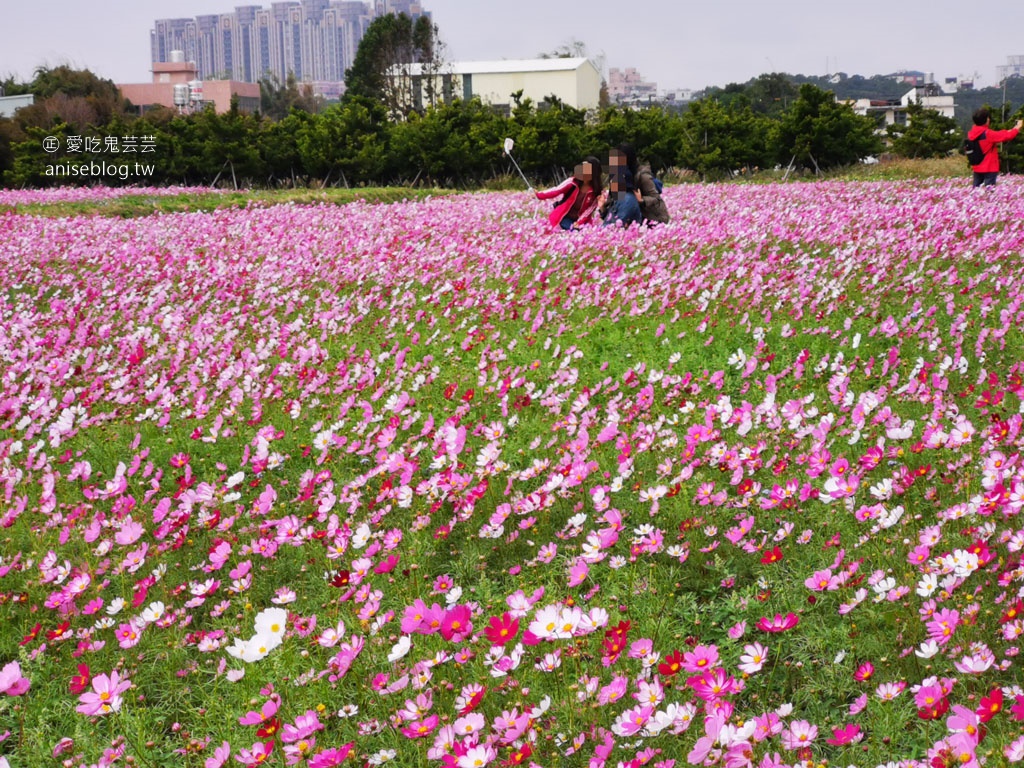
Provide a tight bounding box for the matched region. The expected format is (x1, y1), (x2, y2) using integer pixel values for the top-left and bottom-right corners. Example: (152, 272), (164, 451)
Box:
(1, 83), (891, 188)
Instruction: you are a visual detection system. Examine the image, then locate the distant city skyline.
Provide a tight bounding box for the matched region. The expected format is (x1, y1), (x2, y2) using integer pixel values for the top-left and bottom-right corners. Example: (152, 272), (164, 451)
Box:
(150, 1), (426, 92)
(2, 0), (1024, 92)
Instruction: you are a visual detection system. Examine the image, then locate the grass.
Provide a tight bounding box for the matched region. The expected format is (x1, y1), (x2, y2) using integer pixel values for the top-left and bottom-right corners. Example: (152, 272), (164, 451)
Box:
(0, 187), (457, 218)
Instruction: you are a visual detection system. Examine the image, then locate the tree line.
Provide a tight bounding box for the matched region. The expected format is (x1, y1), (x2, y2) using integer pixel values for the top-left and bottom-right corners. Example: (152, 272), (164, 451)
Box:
(2, 65), (1023, 189)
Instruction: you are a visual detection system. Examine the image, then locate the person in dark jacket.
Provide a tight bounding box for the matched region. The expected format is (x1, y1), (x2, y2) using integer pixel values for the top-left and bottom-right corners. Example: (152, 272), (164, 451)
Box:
(613, 143), (670, 225)
(968, 107), (1022, 187)
(598, 146), (643, 228)
(535, 156), (603, 230)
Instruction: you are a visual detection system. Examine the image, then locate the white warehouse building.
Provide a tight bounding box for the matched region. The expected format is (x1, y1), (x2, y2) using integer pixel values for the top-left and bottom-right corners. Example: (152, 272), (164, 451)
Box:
(394, 57), (603, 113)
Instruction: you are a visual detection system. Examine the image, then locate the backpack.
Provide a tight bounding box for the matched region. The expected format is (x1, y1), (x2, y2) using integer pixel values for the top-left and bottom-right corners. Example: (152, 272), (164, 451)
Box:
(963, 130), (988, 166)
(639, 168), (664, 195)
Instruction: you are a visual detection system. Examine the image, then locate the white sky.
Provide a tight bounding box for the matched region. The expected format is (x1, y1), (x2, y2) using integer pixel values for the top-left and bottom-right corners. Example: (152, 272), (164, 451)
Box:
(1, 0), (1021, 90)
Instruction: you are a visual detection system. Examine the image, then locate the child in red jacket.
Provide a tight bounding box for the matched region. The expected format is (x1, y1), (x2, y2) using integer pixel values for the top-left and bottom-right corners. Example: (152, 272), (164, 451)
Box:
(968, 107), (1023, 187)
(535, 156), (603, 230)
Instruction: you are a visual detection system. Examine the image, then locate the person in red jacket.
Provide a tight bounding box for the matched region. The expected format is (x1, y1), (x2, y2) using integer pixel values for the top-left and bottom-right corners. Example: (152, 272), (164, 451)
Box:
(535, 156), (603, 230)
(968, 107), (1023, 187)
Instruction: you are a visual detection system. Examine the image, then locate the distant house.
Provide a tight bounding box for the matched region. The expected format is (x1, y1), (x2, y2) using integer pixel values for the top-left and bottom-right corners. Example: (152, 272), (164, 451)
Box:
(118, 52), (261, 115)
(391, 57), (603, 114)
(608, 67), (657, 103)
(849, 85), (955, 128)
(0, 93), (34, 118)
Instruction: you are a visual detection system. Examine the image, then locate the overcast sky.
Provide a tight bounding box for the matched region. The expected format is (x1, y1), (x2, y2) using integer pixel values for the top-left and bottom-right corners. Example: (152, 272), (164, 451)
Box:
(2, 0), (1022, 90)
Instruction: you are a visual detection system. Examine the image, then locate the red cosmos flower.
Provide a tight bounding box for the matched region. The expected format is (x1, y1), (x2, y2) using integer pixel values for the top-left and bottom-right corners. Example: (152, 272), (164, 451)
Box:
(458, 687), (486, 716)
(504, 743), (532, 766)
(443, 383), (457, 400)
(47, 621), (72, 641)
(256, 717), (281, 739)
(461, 388), (475, 403)
(606, 620), (631, 639)
(917, 698), (950, 721)
(966, 540), (994, 565)
(756, 613), (799, 633)
(658, 649), (684, 678)
(977, 688), (1003, 723)
(19, 622), (41, 647)
(69, 664), (91, 695)
(853, 662), (874, 682)
(329, 570), (351, 589)
(995, 598), (1019, 626)
(760, 546), (783, 565)
(483, 613), (519, 647)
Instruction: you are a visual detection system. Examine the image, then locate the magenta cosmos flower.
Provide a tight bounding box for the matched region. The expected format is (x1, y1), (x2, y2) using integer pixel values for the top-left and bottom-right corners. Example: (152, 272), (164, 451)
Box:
(756, 613), (800, 633)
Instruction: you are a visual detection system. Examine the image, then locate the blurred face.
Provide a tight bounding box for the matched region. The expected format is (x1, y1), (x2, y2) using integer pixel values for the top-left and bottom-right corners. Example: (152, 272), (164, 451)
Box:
(608, 150), (623, 168)
(574, 162), (594, 183)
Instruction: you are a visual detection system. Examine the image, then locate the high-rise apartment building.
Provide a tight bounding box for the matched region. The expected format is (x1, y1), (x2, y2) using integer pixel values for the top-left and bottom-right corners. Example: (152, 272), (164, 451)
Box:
(151, 1), (426, 95)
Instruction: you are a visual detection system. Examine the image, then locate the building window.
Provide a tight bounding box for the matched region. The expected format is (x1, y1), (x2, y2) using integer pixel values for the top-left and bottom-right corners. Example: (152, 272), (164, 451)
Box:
(462, 73), (472, 101)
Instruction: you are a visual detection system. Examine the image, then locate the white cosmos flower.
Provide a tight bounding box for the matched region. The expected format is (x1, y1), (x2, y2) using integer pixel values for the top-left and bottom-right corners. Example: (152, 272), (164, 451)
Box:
(254, 607), (288, 639)
(142, 601), (165, 624)
(387, 636), (412, 663)
(916, 640), (940, 659)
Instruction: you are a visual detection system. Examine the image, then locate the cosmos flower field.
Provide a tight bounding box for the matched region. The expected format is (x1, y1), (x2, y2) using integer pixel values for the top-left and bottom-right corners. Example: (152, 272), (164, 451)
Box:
(2, 178), (1024, 768)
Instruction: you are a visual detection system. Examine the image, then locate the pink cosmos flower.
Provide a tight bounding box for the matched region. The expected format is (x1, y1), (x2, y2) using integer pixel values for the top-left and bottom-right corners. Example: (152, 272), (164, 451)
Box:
(781, 719), (818, 750)
(926, 608), (960, 645)
(687, 667), (739, 701)
(0, 662), (30, 697)
(76, 670), (131, 716)
(452, 712), (485, 736)
(307, 743), (354, 768)
(239, 698), (279, 725)
(875, 681), (907, 701)
(914, 683), (946, 709)
(597, 675), (628, 705)
(681, 644), (719, 673)
(1005, 735), (1024, 762)
(234, 740), (274, 766)
(205, 741), (231, 768)
(947, 705), (983, 742)
(805, 569), (839, 591)
(400, 714), (439, 739)
(611, 704), (654, 737)
(116, 619), (143, 649)
(281, 710), (324, 742)
(752, 712), (782, 742)
(455, 744), (496, 768)
(738, 643), (769, 675)
(567, 558), (589, 587)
